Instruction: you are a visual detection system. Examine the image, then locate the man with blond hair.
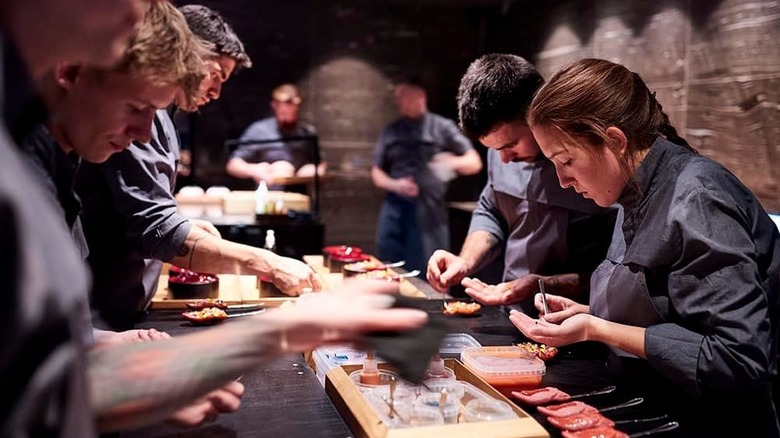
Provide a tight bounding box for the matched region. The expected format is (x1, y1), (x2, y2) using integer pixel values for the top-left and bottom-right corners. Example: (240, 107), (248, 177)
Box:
(77, 5), (321, 334)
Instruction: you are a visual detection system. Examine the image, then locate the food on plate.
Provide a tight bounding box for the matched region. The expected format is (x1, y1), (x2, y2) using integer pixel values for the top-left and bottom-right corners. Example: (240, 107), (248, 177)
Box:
(186, 298), (228, 310)
(182, 307), (228, 325)
(443, 301), (481, 316)
(561, 427), (628, 438)
(517, 342), (559, 361)
(548, 412), (615, 431)
(512, 386), (571, 405)
(538, 401), (598, 417)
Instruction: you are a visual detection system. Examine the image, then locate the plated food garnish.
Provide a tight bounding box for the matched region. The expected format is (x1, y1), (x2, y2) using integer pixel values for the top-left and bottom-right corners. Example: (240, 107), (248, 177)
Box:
(517, 342), (559, 361)
(513, 386), (571, 405)
(548, 412), (614, 431)
(186, 298), (228, 310)
(443, 301), (481, 316)
(182, 307), (228, 325)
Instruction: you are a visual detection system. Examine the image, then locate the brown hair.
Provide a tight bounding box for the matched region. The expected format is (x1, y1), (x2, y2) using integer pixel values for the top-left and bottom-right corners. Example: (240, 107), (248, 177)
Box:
(528, 58), (694, 171)
(112, 1), (213, 106)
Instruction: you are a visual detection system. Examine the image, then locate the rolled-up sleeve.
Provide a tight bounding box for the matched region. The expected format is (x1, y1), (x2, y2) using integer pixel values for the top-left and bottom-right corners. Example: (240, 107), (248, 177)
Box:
(440, 119), (473, 155)
(102, 143), (191, 261)
(468, 172), (506, 243)
(645, 184), (774, 396)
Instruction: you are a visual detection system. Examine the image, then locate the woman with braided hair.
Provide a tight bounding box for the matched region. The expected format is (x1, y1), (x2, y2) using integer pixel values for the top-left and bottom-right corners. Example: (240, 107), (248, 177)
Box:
(510, 58), (780, 436)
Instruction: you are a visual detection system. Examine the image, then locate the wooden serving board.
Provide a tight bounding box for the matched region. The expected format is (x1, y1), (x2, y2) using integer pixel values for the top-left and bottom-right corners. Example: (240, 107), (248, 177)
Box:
(303, 255), (426, 298)
(325, 359), (549, 438)
(150, 274), (296, 309)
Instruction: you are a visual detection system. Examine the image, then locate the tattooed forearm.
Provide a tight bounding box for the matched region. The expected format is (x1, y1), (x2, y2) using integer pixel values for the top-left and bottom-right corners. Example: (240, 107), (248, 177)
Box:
(88, 315), (286, 431)
(176, 243), (189, 257)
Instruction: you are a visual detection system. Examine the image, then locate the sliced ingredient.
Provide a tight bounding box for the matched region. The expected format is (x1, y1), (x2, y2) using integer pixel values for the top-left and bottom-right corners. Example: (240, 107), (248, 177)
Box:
(512, 386), (571, 405)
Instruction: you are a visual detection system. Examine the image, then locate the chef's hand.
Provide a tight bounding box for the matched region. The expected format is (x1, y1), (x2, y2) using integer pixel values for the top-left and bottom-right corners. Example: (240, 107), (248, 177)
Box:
(166, 381), (244, 428)
(462, 274), (541, 306)
(508, 309), (594, 347)
(93, 328), (171, 349)
(393, 176), (419, 198)
(190, 219), (221, 238)
(533, 293), (589, 324)
(269, 254), (323, 296)
(271, 279), (428, 352)
(426, 250), (469, 293)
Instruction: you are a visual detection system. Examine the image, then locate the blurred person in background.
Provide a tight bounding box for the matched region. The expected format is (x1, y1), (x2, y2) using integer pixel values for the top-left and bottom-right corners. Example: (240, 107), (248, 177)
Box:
(226, 83), (327, 187)
(372, 75), (482, 273)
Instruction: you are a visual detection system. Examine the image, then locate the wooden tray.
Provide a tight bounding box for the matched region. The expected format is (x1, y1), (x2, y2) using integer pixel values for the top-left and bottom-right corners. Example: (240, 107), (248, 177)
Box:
(325, 359), (549, 438)
(303, 255), (426, 298)
(150, 273), (296, 309)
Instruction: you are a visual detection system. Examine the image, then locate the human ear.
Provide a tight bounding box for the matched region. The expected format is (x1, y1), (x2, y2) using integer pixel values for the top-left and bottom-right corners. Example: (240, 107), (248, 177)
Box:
(605, 126), (628, 156)
(53, 63), (82, 91)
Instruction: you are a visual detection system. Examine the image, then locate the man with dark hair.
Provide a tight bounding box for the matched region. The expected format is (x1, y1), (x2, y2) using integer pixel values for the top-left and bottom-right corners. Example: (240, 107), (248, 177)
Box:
(75, 4), (320, 332)
(427, 54), (615, 307)
(372, 75), (482, 273)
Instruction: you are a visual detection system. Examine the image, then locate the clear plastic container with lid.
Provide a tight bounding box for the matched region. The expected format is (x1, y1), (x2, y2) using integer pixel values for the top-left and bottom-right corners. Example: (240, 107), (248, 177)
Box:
(460, 346), (545, 396)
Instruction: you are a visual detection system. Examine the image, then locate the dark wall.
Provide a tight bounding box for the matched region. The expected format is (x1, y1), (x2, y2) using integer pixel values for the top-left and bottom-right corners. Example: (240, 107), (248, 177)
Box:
(487, 0), (780, 211)
(179, 0), (489, 253)
(182, 0), (780, 254)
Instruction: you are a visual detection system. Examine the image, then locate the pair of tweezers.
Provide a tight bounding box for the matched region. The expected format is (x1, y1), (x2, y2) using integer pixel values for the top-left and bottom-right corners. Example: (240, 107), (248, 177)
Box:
(537, 278), (549, 315)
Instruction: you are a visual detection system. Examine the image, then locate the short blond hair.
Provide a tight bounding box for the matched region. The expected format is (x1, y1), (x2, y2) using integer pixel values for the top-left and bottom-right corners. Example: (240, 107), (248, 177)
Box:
(113, 1), (213, 105)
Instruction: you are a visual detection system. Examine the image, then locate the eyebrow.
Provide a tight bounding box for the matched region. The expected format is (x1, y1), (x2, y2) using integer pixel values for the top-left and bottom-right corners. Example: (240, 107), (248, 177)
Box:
(134, 98), (167, 111)
(496, 138), (518, 150)
(548, 150), (564, 160)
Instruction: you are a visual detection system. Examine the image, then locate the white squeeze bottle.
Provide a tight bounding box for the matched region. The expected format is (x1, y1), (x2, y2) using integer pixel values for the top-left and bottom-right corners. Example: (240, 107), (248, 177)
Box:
(264, 229), (276, 253)
(255, 180), (268, 214)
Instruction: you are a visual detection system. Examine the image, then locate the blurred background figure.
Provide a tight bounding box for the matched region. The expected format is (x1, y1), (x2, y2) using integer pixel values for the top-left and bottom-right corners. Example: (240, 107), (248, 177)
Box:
(226, 83), (326, 188)
(372, 75), (482, 273)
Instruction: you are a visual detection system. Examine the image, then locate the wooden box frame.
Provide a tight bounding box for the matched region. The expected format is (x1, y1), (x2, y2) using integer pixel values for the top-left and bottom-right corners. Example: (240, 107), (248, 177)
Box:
(324, 359), (549, 438)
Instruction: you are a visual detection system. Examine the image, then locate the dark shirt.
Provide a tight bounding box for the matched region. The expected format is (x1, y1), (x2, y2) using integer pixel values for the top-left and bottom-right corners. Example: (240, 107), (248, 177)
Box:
(20, 124), (89, 258)
(76, 110), (191, 330)
(232, 117), (318, 170)
(469, 149), (615, 281)
(373, 112), (474, 258)
(0, 36), (95, 438)
(590, 137), (780, 436)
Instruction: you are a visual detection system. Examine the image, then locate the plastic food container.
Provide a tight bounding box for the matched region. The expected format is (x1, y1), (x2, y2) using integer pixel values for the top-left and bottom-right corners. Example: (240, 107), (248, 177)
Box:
(460, 346), (545, 395)
(463, 398), (517, 422)
(439, 333), (482, 357)
(414, 392), (460, 424)
(311, 347), (368, 386)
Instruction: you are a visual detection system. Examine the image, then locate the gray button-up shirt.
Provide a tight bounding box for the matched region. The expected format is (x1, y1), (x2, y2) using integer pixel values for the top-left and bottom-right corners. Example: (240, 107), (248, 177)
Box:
(468, 148), (615, 281)
(232, 116), (318, 170)
(591, 137), (780, 397)
(76, 109), (191, 330)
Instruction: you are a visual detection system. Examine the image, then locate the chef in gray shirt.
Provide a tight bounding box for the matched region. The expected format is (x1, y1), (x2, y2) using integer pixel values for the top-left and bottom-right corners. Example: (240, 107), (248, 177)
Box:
(76, 5), (321, 331)
(513, 58), (780, 437)
(428, 54), (615, 306)
(372, 75), (482, 273)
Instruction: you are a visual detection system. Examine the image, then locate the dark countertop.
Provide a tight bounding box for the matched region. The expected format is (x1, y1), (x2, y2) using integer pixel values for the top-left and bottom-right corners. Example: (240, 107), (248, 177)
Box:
(122, 299), (691, 438)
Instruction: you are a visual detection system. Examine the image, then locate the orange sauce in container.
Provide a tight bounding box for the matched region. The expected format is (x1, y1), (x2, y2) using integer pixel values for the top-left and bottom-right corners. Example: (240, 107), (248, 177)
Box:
(460, 346), (546, 396)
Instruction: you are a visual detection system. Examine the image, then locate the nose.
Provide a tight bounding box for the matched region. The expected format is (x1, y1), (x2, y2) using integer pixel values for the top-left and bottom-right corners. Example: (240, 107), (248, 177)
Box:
(498, 149), (513, 164)
(126, 108), (155, 144)
(209, 81), (223, 100)
(556, 168), (575, 189)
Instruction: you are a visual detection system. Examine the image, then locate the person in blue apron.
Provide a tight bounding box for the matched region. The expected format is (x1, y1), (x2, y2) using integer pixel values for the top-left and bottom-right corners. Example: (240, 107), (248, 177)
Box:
(372, 75), (482, 273)
(511, 59), (780, 437)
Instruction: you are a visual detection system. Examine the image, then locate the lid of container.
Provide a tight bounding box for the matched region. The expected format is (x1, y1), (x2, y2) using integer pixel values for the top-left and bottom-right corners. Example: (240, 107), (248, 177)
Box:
(439, 333), (482, 356)
(460, 346), (545, 376)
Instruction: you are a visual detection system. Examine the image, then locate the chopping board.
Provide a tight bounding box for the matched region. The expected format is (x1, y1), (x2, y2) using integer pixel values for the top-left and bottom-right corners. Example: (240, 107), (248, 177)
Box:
(303, 255), (426, 298)
(150, 273), (296, 309)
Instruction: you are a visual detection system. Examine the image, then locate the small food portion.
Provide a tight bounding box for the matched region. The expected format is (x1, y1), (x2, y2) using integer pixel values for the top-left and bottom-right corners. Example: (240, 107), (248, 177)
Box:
(181, 307), (228, 325)
(168, 268), (219, 299)
(538, 401), (598, 417)
(548, 412), (615, 431)
(343, 260), (385, 272)
(517, 342), (559, 361)
(512, 386), (571, 405)
(561, 427), (628, 438)
(443, 301), (482, 316)
(186, 298), (228, 310)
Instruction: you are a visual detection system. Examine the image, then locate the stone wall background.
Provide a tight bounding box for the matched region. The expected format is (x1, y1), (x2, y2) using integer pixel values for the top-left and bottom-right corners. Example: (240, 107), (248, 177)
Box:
(180, 0), (780, 252)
